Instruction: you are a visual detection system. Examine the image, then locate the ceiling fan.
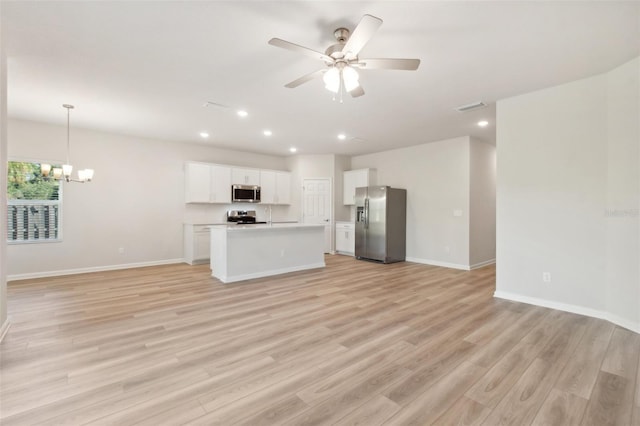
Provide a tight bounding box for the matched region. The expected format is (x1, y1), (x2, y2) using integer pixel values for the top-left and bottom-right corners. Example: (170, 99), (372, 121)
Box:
(268, 14), (420, 99)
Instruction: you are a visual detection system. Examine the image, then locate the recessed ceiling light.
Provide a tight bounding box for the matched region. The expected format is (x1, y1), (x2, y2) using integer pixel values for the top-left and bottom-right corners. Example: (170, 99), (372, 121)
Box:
(337, 133), (347, 140)
(237, 110), (248, 118)
(289, 147), (297, 153)
(478, 120), (489, 127)
(199, 132), (210, 138)
(263, 130), (272, 136)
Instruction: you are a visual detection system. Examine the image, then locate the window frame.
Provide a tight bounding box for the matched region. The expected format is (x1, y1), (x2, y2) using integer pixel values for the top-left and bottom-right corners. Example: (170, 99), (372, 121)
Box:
(6, 159), (64, 245)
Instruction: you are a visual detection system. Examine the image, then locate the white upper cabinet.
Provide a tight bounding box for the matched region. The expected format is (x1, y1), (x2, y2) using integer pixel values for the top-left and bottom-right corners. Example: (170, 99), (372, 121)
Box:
(185, 162), (231, 203)
(260, 170), (291, 205)
(210, 165), (232, 203)
(232, 168), (260, 185)
(260, 170), (276, 204)
(185, 162), (211, 203)
(186, 162), (289, 204)
(275, 172), (291, 205)
(343, 168), (376, 205)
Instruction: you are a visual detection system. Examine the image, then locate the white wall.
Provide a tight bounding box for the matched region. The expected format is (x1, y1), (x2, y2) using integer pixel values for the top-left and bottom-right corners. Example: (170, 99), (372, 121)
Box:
(605, 58), (640, 327)
(496, 57), (639, 332)
(469, 138), (497, 267)
(0, 12), (9, 338)
(352, 137), (476, 269)
(7, 118), (289, 278)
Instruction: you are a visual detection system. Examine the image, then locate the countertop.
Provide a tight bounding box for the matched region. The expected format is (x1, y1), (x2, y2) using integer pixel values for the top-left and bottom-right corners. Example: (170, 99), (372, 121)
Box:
(209, 223), (325, 231)
(185, 221), (299, 226)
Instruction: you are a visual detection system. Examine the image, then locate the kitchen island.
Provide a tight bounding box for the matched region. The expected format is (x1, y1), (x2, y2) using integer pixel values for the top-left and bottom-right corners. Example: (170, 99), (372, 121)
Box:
(209, 223), (325, 283)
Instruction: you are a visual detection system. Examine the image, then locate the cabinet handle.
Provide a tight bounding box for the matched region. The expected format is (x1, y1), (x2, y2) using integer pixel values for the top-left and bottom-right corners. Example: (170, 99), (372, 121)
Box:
(345, 231), (348, 239)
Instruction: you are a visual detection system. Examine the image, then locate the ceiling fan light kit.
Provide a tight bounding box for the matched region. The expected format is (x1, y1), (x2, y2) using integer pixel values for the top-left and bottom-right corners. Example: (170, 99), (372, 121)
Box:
(323, 68), (340, 93)
(323, 64), (360, 94)
(342, 66), (360, 92)
(269, 14), (420, 99)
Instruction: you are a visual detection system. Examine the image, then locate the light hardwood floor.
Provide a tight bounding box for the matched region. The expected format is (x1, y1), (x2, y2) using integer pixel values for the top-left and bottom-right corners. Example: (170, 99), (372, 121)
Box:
(1, 255), (639, 425)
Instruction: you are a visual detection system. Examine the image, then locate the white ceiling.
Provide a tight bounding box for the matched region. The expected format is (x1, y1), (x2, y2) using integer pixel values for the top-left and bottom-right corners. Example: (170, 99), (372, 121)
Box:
(3, 1), (639, 156)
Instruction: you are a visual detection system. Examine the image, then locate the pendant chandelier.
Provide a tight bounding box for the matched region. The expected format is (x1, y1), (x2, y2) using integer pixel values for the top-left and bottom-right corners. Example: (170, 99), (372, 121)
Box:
(41, 104), (94, 183)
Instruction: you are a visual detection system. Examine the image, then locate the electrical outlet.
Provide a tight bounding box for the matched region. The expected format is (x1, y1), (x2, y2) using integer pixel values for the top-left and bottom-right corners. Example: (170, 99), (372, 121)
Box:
(542, 272), (551, 283)
(280, 249), (285, 257)
(118, 247), (125, 254)
(445, 246), (450, 253)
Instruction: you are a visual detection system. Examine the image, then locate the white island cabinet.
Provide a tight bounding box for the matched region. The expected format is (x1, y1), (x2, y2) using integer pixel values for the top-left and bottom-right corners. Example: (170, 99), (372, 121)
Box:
(209, 224), (325, 283)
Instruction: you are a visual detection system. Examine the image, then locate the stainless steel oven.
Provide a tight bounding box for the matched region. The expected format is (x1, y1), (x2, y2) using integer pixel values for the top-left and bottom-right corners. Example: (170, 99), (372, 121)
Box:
(232, 184), (261, 203)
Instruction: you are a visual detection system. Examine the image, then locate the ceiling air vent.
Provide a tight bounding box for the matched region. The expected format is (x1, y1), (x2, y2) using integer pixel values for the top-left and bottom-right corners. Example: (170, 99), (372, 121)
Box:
(349, 137), (366, 143)
(455, 101), (487, 113)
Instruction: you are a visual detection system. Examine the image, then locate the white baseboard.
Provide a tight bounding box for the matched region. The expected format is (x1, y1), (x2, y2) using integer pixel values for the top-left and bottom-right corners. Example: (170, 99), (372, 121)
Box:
(0, 318), (10, 343)
(214, 262), (326, 284)
(406, 257), (470, 271)
(470, 258), (496, 269)
(7, 258), (185, 281)
(494, 291), (640, 334)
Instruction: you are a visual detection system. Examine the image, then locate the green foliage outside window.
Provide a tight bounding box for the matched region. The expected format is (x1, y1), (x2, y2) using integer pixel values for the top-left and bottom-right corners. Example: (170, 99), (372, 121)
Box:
(7, 161), (60, 200)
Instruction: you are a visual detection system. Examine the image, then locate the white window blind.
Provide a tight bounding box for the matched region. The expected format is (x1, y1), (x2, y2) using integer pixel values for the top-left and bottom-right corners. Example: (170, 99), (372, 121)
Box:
(7, 161), (63, 243)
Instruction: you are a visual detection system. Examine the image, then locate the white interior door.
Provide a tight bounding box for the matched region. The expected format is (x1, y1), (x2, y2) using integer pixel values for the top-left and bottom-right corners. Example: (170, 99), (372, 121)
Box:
(302, 178), (332, 253)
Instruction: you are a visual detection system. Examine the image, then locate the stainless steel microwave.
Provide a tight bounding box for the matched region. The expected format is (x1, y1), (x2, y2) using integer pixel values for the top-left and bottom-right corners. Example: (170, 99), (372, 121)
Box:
(232, 184), (261, 203)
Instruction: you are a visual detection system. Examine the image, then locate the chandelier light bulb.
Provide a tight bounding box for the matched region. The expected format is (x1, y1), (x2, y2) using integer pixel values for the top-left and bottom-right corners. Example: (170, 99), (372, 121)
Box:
(41, 163), (52, 177)
(62, 164), (73, 178)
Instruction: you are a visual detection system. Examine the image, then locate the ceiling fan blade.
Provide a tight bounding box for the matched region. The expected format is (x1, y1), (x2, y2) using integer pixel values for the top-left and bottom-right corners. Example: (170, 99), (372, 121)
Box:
(354, 58), (421, 70)
(350, 86), (365, 98)
(284, 69), (325, 88)
(342, 14), (383, 58)
(268, 38), (334, 63)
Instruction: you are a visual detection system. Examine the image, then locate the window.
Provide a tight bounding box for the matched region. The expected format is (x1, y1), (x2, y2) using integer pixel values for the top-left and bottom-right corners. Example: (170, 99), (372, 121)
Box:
(7, 161), (62, 243)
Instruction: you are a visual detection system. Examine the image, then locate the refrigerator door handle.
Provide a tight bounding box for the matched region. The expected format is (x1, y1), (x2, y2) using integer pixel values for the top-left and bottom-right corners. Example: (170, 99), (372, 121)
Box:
(364, 198), (369, 229)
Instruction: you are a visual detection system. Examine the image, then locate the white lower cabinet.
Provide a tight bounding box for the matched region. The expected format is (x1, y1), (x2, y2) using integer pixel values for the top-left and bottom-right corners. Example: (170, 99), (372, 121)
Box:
(335, 222), (355, 255)
(184, 224), (211, 265)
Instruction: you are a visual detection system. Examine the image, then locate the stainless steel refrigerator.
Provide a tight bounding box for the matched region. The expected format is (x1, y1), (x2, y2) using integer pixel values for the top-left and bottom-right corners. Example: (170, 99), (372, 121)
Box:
(355, 186), (407, 263)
